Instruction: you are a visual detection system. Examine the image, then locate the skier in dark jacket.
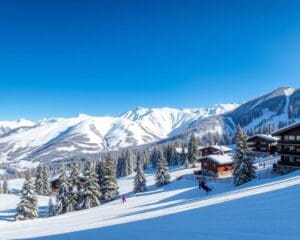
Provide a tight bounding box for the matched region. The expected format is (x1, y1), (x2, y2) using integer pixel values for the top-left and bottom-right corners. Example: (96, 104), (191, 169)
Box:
(199, 180), (212, 193)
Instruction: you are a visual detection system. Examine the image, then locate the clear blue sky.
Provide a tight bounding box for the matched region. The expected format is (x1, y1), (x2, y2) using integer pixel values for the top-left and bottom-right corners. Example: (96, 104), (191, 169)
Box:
(0, 0), (300, 120)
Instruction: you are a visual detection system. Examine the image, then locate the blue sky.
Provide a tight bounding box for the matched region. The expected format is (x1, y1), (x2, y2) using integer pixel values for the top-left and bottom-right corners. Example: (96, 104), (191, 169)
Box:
(0, 0), (300, 120)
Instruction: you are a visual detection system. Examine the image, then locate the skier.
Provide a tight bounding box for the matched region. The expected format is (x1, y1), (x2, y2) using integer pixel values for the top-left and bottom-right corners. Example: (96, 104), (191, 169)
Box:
(121, 194), (126, 203)
(199, 179), (212, 193)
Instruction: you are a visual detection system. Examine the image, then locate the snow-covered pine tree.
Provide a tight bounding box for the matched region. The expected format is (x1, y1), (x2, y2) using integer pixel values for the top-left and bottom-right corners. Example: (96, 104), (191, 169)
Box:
(16, 170), (39, 220)
(95, 159), (106, 199)
(42, 165), (50, 195)
(82, 161), (102, 209)
(0, 181), (2, 194)
(55, 165), (69, 215)
(35, 164), (44, 194)
(2, 179), (8, 194)
(47, 197), (55, 217)
(233, 125), (256, 186)
(180, 143), (186, 165)
(188, 133), (197, 168)
(67, 163), (81, 211)
(155, 150), (171, 186)
(150, 147), (159, 168)
(125, 149), (134, 175)
(133, 156), (147, 193)
(102, 155), (119, 201)
(141, 151), (149, 170)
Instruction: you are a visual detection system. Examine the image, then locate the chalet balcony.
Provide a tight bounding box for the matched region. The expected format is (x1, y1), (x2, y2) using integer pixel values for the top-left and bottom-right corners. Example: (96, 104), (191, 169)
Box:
(278, 140), (300, 145)
(278, 160), (300, 168)
(278, 150), (300, 156)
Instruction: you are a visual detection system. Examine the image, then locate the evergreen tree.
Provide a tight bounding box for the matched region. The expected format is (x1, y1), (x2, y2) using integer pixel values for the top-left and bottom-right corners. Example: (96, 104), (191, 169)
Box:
(185, 157), (190, 169)
(233, 126), (256, 186)
(67, 163), (81, 211)
(35, 164), (44, 194)
(0, 181), (2, 194)
(188, 133), (197, 168)
(2, 179), (8, 194)
(150, 147), (159, 168)
(55, 165), (69, 215)
(102, 155), (119, 201)
(141, 151), (149, 170)
(47, 198), (55, 217)
(180, 143), (187, 165)
(125, 149), (134, 175)
(133, 156), (147, 193)
(95, 160), (106, 199)
(155, 150), (171, 186)
(82, 161), (102, 209)
(16, 171), (39, 220)
(42, 165), (50, 195)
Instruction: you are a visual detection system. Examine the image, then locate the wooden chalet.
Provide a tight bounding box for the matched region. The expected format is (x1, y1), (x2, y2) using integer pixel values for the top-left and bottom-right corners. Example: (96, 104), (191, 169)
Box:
(200, 154), (234, 178)
(198, 145), (232, 157)
(272, 122), (300, 171)
(247, 134), (278, 154)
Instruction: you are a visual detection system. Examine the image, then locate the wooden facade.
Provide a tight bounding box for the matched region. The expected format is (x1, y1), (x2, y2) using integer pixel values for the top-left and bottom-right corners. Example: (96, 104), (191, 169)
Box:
(200, 155), (234, 178)
(273, 122), (300, 170)
(247, 135), (277, 154)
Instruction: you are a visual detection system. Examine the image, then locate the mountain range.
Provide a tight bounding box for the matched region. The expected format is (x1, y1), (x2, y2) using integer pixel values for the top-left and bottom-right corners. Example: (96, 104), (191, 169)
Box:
(0, 87), (299, 166)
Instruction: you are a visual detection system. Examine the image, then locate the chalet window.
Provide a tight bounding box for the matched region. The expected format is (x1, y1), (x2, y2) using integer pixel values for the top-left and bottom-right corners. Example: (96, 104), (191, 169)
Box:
(296, 158), (300, 162)
(296, 147), (300, 153)
(297, 136), (300, 141)
(284, 135), (289, 140)
(289, 157), (295, 163)
(289, 135), (296, 141)
(290, 146), (295, 151)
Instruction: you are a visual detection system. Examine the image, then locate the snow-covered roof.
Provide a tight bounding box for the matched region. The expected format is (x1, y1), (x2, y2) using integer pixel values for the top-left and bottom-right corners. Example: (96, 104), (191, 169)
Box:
(247, 134), (278, 142)
(206, 154), (234, 165)
(272, 122), (300, 136)
(198, 145), (232, 152)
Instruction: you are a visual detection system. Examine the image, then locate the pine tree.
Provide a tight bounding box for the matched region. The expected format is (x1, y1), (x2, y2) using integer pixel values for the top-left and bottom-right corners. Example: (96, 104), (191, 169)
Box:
(47, 197), (55, 217)
(42, 165), (50, 195)
(0, 181), (2, 194)
(95, 160), (106, 199)
(56, 165), (69, 215)
(16, 171), (39, 220)
(125, 149), (134, 175)
(35, 164), (44, 195)
(150, 148), (159, 168)
(67, 163), (81, 211)
(82, 161), (102, 209)
(188, 133), (197, 168)
(133, 156), (147, 193)
(233, 126), (256, 186)
(141, 151), (149, 170)
(155, 150), (171, 186)
(2, 179), (8, 194)
(180, 143), (186, 165)
(102, 155), (119, 201)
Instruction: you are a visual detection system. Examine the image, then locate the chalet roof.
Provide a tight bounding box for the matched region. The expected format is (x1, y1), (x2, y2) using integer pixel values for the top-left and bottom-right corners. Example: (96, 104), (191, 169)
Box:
(272, 122), (300, 136)
(198, 145), (232, 152)
(206, 154), (234, 165)
(247, 134), (278, 142)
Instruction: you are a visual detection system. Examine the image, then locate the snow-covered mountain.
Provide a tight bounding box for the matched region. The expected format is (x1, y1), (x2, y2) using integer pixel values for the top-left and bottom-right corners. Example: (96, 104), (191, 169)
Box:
(186, 87), (300, 138)
(1, 87), (299, 165)
(0, 104), (238, 164)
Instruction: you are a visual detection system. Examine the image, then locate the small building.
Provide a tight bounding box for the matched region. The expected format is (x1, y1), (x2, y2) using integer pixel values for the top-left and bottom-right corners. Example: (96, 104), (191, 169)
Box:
(200, 154), (234, 178)
(247, 134), (278, 154)
(272, 122), (300, 171)
(198, 145), (232, 157)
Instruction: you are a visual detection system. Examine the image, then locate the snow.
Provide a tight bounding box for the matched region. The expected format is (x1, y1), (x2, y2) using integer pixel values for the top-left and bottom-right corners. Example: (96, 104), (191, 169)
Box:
(248, 134), (279, 142)
(205, 154), (233, 165)
(199, 145), (232, 152)
(272, 121), (300, 135)
(0, 105), (238, 164)
(1, 166), (300, 239)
